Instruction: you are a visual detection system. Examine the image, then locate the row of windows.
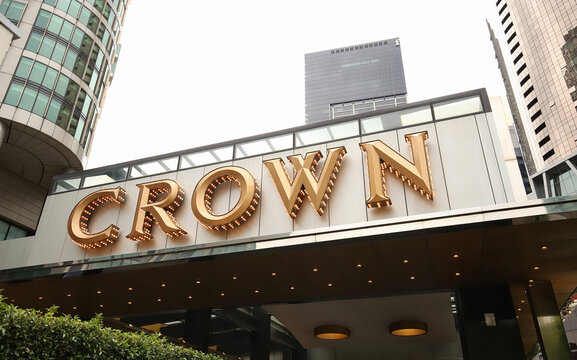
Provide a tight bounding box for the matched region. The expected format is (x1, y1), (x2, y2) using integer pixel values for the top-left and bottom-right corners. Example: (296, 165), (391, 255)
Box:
(0, 0), (25, 25)
(4, 57), (96, 146)
(44, 0), (120, 37)
(27, 10), (109, 96)
(0, 219), (29, 241)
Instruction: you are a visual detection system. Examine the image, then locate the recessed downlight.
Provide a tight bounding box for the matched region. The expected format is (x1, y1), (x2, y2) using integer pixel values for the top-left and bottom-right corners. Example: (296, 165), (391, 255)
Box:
(453, 254), (460, 259)
(402, 259), (409, 264)
(389, 321), (427, 336)
(314, 325), (350, 340)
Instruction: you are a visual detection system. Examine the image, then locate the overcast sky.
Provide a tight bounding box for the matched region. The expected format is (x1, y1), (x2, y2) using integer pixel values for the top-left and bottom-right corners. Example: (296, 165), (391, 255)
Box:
(87, 0), (505, 169)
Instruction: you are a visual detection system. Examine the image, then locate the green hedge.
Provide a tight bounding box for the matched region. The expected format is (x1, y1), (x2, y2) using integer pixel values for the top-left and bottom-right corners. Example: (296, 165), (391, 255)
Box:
(0, 294), (221, 360)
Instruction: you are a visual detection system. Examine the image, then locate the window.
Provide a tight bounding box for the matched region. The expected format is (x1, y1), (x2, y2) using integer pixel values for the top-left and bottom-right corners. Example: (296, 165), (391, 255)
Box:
(523, 85), (534, 98)
(534, 122), (546, 134)
(530, 109), (542, 122)
(527, 97), (538, 110)
(538, 135), (550, 147)
(543, 149), (555, 161)
(548, 165), (577, 196)
(0, 219), (29, 240)
(0, 0), (26, 25)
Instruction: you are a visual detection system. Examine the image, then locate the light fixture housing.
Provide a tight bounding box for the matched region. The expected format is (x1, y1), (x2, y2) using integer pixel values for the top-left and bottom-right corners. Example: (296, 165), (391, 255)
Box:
(314, 325), (351, 340)
(389, 321), (428, 336)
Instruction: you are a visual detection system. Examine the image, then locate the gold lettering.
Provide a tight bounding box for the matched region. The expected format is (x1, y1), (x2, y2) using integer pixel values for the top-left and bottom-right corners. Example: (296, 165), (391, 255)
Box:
(126, 179), (186, 241)
(359, 131), (433, 208)
(67, 187), (126, 249)
(263, 147), (346, 218)
(191, 166), (260, 231)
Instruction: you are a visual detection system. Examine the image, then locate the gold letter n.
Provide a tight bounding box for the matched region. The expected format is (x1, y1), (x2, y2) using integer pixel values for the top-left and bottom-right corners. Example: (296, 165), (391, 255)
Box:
(359, 131), (433, 208)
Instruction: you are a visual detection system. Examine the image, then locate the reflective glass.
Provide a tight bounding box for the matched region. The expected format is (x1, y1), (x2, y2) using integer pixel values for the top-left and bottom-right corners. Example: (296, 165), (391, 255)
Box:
(78, 7), (90, 26)
(63, 50), (77, 71)
(56, 0), (71, 12)
(32, 92), (49, 116)
(71, 28), (84, 48)
(60, 21), (74, 40)
(6, 226), (27, 240)
(25, 32), (42, 52)
(52, 42), (67, 63)
(67, 0), (81, 18)
(295, 120), (358, 146)
(39, 37), (56, 58)
(74, 119), (84, 141)
(15, 57), (33, 78)
(47, 15), (63, 35)
(0, 220), (8, 240)
(55, 75), (70, 96)
(433, 96), (483, 120)
(53, 176), (82, 192)
(4, 83), (23, 106)
(83, 168), (128, 187)
(46, 99), (61, 123)
(35, 10), (50, 29)
(29, 62), (47, 84)
(42, 68), (58, 88)
(19, 87), (37, 111)
(5, 1), (25, 23)
(180, 146), (234, 169)
(129, 157), (179, 179)
(361, 105), (433, 134)
(235, 134), (293, 158)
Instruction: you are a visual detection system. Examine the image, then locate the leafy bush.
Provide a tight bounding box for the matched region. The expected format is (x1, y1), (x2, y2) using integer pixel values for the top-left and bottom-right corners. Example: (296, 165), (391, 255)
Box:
(0, 294), (221, 360)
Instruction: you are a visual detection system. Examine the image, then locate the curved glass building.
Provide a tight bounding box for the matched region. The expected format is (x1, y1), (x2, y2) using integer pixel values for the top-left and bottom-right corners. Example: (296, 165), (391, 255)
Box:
(0, 0), (128, 234)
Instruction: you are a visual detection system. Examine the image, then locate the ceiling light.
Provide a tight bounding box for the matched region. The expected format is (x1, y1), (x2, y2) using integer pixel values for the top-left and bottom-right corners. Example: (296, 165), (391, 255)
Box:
(72, 306), (77, 310)
(271, 272), (277, 276)
(328, 283), (333, 287)
(455, 272), (461, 277)
(290, 286), (295, 290)
(403, 259), (409, 264)
(368, 280), (373, 284)
(313, 268), (318, 272)
(533, 266), (540, 270)
(540, 245), (548, 251)
(128, 301), (132, 305)
(161, 283), (166, 287)
(453, 254), (460, 259)
(128, 287), (133, 291)
(410, 276), (415, 280)
(157, 298), (162, 302)
(254, 290), (259, 294)
(66, 294), (71, 297)
(389, 321), (428, 336)
(356, 263), (362, 268)
(314, 325), (351, 340)
(220, 292), (225, 297)
(195, 280), (201, 284)
(96, 290), (101, 294)
(38, 296), (43, 300)
(232, 276), (237, 280)
(99, 304), (104, 308)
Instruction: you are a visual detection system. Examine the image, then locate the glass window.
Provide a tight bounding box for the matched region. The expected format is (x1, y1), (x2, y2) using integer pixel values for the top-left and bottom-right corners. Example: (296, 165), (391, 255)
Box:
(72, 56), (86, 77)
(53, 177), (81, 193)
(64, 81), (78, 103)
(42, 68), (58, 88)
(29, 62), (47, 84)
(39, 37), (56, 58)
(67, 0), (81, 18)
(15, 57), (33, 78)
(55, 75), (70, 96)
(6, 226), (28, 240)
(180, 146), (234, 169)
(78, 7), (91, 26)
(361, 105), (433, 134)
(44, 0), (56, 6)
(55, 0), (71, 12)
(35, 10), (51, 29)
(63, 49), (77, 71)
(4, 83), (24, 106)
(25, 32), (43, 53)
(46, 99), (61, 123)
(52, 42), (67, 63)
(83, 168), (128, 187)
(433, 96), (483, 120)
(549, 165), (577, 197)
(32, 92), (49, 116)
(47, 15), (64, 35)
(0, 220), (9, 240)
(56, 104), (71, 128)
(235, 134), (293, 159)
(295, 120), (358, 147)
(74, 119), (84, 141)
(2, 0), (26, 24)
(129, 157), (179, 179)
(60, 20), (74, 40)
(71, 28), (84, 48)
(19, 87), (38, 111)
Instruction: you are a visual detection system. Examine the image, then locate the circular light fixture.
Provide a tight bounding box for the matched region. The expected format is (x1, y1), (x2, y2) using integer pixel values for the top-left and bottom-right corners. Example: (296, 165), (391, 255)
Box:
(314, 325), (351, 340)
(389, 321), (428, 336)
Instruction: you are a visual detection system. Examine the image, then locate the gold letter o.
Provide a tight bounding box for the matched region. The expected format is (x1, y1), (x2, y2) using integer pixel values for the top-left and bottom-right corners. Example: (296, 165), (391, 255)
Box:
(191, 166), (260, 231)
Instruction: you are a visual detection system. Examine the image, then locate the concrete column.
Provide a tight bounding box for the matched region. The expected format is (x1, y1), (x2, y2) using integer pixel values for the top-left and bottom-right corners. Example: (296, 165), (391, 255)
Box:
(526, 281), (572, 360)
(0, 121), (8, 146)
(456, 284), (526, 360)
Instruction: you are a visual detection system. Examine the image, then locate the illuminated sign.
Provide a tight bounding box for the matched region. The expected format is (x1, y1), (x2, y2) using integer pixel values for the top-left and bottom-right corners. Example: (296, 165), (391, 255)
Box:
(67, 131), (433, 248)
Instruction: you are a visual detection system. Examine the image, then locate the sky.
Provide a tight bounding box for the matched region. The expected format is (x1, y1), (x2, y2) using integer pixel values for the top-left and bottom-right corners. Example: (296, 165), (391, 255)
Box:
(86, 0), (505, 169)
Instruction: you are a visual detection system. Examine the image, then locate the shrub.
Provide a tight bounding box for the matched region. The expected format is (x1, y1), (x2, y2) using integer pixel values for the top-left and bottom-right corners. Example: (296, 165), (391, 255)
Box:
(0, 294), (221, 360)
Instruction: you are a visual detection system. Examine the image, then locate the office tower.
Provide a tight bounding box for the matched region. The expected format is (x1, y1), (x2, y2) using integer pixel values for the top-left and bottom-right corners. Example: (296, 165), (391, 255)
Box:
(494, 0), (577, 197)
(0, 0), (128, 238)
(305, 38), (407, 123)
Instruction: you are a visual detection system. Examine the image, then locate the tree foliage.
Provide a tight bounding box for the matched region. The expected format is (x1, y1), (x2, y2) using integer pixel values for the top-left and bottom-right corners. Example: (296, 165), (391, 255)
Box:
(0, 294), (221, 360)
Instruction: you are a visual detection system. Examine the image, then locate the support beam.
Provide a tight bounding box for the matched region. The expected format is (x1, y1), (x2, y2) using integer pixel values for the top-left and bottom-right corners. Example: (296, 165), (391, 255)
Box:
(184, 308), (211, 353)
(526, 281), (572, 360)
(250, 307), (270, 360)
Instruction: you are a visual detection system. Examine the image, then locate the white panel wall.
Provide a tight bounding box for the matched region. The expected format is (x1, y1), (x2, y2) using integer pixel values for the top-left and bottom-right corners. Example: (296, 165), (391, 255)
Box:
(0, 113), (516, 269)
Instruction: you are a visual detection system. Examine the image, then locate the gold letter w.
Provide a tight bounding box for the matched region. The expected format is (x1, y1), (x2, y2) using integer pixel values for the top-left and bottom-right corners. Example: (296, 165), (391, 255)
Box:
(264, 147), (346, 218)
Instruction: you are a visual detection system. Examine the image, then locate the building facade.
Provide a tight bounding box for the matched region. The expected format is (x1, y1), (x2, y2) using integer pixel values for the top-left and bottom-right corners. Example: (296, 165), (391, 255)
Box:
(1, 89), (576, 359)
(305, 38), (407, 123)
(494, 0), (577, 198)
(0, 0), (128, 238)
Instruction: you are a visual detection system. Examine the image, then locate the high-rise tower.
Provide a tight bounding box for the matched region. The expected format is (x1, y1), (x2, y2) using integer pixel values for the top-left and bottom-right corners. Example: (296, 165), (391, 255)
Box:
(494, 0), (577, 197)
(305, 38), (407, 124)
(0, 0), (128, 237)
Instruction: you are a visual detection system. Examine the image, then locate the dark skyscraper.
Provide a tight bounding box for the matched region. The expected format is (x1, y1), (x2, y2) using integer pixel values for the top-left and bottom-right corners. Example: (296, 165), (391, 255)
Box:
(305, 38), (407, 124)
